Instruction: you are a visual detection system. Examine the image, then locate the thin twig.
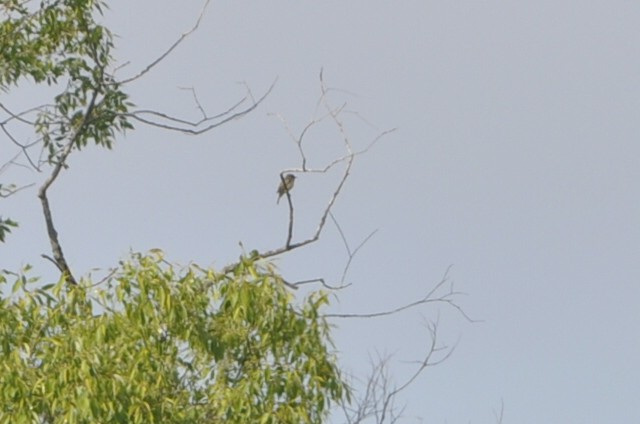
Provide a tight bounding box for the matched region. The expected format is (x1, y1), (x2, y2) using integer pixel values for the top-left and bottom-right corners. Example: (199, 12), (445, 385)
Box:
(340, 319), (457, 424)
(0, 151), (23, 175)
(0, 182), (35, 198)
(118, 0), (212, 85)
(330, 212), (378, 284)
(0, 102), (50, 171)
(178, 86), (208, 120)
(0, 102), (49, 126)
(324, 267), (476, 322)
(126, 80), (276, 134)
(378, 319), (456, 423)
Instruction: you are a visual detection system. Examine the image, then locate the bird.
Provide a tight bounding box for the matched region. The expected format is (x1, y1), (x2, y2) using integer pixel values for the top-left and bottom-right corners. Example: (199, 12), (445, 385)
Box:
(276, 174), (296, 204)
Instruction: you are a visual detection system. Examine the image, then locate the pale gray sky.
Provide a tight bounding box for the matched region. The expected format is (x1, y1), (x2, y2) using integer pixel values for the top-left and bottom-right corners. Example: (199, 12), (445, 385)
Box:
(2, 1), (640, 423)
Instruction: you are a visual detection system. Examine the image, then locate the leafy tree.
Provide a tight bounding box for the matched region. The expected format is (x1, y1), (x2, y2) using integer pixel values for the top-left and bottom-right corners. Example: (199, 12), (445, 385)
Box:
(0, 254), (346, 423)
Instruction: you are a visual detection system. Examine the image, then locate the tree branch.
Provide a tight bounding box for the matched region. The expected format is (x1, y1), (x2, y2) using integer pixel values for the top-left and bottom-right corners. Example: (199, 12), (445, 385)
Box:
(125, 79), (276, 135)
(378, 319), (456, 423)
(340, 319), (456, 424)
(118, 0), (212, 85)
(37, 90), (100, 285)
(324, 266), (476, 322)
(220, 71), (394, 276)
(286, 215), (377, 291)
(330, 212), (378, 286)
(1, 102), (52, 171)
(38, 140), (77, 285)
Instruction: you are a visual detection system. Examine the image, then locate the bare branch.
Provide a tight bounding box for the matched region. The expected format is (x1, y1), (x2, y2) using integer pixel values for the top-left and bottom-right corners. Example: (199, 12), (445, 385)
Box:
(0, 102), (48, 126)
(1, 126), (40, 170)
(287, 215), (377, 291)
(324, 267), (476, 322)
(340, 320), (455, 424)
(340, 354), (395, 423)
(220, 71), (394, 276)
(268, 107), (337, 171)
(178, 86), (208, 120)
(126, 80), (276, 134)
(378, 320), (455, 423)
(1, 102), (53, 171)
(261, 132), (394, 256)
(330, 212), (378, 284)
(0, 151), (24, 176)
(118, 0), (212, 85)
(253, 150), (355, 263)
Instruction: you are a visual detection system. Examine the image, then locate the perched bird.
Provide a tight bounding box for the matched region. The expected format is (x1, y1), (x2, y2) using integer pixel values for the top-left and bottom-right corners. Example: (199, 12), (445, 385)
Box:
(276, 174), (296, 204)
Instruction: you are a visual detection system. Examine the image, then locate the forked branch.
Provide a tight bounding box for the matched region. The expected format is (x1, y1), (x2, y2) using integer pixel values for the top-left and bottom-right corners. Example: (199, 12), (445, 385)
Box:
(324, 266), (474, 322)
(125, 80), (276, 134)
(340, 320), (456, 423)
(222, 71), (395, 276)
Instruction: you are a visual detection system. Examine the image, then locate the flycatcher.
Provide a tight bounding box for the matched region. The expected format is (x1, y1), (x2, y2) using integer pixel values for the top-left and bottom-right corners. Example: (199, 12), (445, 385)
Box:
(277, 174), (296, 204)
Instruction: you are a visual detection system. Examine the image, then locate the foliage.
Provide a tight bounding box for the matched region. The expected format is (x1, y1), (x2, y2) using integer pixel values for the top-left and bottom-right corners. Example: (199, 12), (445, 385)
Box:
(0, 253), (348, 423)
(0, 0), (133, 156)
(0, 216), (18, 243)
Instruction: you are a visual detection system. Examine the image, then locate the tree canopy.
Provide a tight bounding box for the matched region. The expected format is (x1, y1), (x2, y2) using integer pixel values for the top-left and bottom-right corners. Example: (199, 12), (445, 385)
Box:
(0, 254), (347, 423)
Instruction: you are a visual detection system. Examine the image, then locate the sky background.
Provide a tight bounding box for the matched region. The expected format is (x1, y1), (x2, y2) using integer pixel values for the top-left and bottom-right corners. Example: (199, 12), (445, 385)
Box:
(2, 1), (640, 423)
